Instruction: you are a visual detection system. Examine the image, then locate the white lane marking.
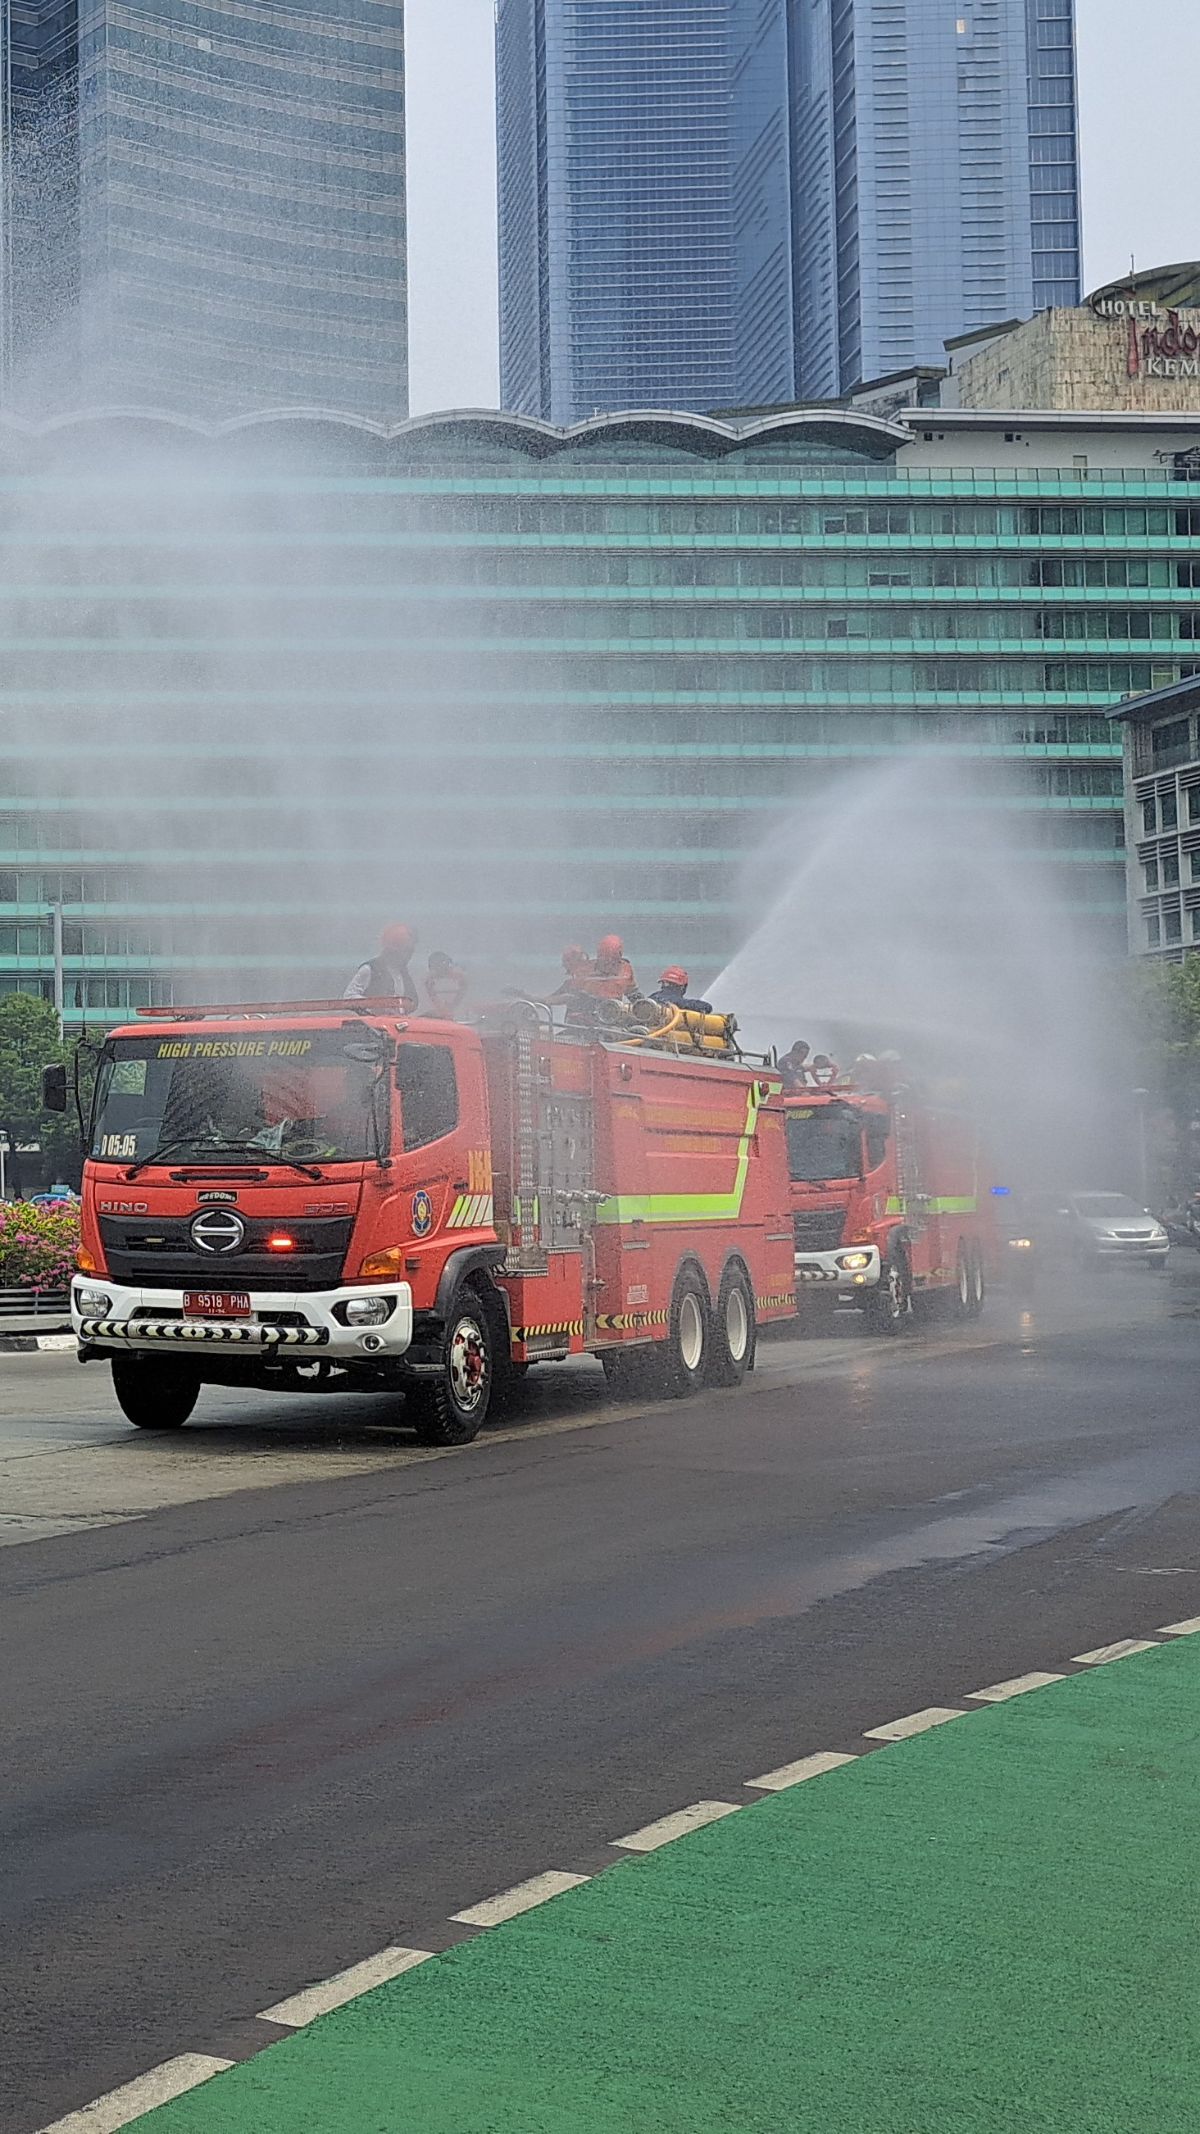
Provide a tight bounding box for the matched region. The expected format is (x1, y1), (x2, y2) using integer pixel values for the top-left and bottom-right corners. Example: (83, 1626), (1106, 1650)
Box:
(37, 2054), (234, 2133)
(1158, 1616), (1200, 1637)
(452, 1870), (589, 1927)
(258, 1946), (434, 2027)
(611, 1801), (742, 1852)
(745, 1751), (858, 1792)
(864, 1706), (967, 1742)
(966, 1671), (1065, 1704)
(1071, 1639), (1159, 1666)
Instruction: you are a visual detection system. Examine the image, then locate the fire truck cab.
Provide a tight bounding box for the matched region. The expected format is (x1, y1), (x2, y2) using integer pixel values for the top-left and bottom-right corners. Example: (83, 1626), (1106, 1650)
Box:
(786, 1076), (993, 1331)
(62, 998), (796, 1444)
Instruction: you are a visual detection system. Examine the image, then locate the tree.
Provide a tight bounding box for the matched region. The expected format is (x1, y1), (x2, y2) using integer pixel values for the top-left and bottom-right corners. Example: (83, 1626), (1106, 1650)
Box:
(0, 993), (78, 1191)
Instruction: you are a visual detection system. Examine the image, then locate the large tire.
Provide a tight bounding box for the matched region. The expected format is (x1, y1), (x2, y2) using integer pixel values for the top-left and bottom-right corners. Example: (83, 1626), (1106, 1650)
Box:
(111, 1354), (200, 1431)
(407, 1288), (494, 1445)
(867, 1247), (910, 1335)
(709, 1263), (756, 1386)
(660, 1268), (710, 1398)
(600, 1346), (655, 1401)
(952, 1241), (973, 1321)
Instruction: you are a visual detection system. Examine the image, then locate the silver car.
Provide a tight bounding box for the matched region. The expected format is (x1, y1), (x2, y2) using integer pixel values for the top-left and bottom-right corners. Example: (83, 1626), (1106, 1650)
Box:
(1060, 1192), (1170, 1270)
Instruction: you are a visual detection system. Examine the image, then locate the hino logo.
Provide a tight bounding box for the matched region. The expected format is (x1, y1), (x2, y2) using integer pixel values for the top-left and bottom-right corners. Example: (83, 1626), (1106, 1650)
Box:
(190, 1208), (246, 1256)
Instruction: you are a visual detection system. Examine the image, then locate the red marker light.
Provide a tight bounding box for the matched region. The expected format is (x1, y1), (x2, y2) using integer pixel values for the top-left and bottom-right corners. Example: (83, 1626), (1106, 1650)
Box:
(266, 1233), (298, 1253)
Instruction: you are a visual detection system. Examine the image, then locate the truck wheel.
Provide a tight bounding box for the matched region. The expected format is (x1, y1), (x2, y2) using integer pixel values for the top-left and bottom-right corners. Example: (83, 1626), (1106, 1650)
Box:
(967, 1242), (986, 1318)
(953, 1242), (973, 1320)
(407, 1290), (493, 1445)
(111, 1354), (200, 1431)
(600, 1347), (655, 1400)
(661, 1269), (710, 1397)
(868, 1249), (910, 1335)
(709, 1265), (756, 1386)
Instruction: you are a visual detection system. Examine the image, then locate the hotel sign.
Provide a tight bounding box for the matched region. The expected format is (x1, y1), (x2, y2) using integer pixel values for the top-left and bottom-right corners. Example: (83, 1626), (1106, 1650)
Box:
(1091, 294), (1200, 382)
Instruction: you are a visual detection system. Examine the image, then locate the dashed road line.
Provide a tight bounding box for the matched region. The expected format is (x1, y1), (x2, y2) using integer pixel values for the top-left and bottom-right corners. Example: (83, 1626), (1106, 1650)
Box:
(38, 2054), (234, 2133)
(258, 1947), (435, 2028)
(611, 1800), (743, 1852)
(966, 1671), (1065, 1704)
(1071, 1638), (1160, 1666)
(863, 1705), (967, 1741)
(452, 1871), (590, 1928)
(745, 1750), (859, 1792)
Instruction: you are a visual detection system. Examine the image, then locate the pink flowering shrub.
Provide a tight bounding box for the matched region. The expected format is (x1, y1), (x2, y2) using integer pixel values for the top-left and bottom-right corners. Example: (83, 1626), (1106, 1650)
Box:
(0, 1203), (79, 1291)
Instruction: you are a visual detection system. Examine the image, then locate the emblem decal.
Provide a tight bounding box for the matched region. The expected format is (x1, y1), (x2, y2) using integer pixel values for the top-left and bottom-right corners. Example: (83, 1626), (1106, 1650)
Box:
(190, 1208), (246, 1255)
(197, 1190), (238, 1205)
(411, 1189), (433, 1239)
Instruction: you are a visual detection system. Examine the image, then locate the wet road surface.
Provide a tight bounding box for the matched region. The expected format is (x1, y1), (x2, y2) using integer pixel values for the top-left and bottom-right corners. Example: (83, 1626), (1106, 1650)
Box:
(4, 1264), (1200, 2131)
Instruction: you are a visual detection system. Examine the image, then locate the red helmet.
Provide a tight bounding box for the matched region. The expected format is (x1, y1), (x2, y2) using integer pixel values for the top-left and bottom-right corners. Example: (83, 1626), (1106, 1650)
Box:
(381, 923), (416, 957)
(597, 933), (624, 963)
(659, 966), (688, 990)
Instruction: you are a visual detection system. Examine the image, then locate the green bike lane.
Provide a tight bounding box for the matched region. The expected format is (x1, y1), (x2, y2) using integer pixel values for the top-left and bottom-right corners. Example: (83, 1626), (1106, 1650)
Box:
(113, 1634), (1200, 2134)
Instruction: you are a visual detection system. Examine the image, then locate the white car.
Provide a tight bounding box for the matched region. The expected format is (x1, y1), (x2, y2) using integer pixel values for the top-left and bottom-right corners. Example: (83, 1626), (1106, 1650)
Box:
(1058, 1192), (1170, 1270)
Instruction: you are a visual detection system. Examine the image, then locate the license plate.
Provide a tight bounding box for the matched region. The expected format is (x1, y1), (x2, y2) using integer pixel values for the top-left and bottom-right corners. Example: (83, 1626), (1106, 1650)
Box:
(183, 1291), (253, 1319)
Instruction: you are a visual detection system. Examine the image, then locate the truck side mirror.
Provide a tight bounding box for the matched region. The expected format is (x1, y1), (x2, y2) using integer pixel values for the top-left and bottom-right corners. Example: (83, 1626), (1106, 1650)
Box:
(41, 1063), (68, 1113)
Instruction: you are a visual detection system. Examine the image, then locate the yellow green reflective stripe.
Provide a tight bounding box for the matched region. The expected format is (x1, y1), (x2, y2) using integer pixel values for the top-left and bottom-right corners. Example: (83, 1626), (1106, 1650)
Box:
(885, 1195), (978, 1218)
(596, 1083), (765, 1226)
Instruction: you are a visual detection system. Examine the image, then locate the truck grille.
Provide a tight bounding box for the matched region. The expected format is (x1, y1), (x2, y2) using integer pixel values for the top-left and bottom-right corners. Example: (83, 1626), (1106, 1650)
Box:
(793, 1207), (847, 1251)
(98, 1215), (354, 1293)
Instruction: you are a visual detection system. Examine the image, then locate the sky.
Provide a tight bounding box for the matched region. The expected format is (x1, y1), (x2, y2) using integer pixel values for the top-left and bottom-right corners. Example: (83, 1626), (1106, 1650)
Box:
(405, 0), (1200, 417)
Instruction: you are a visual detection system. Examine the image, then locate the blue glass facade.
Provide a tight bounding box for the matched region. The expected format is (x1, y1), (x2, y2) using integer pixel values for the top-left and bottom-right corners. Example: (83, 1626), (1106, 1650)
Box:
(751, 0), (1083, 401)
(2, 0), (408, 420)
(501, 0), (1081, 417)
(497, 0), (735, 422)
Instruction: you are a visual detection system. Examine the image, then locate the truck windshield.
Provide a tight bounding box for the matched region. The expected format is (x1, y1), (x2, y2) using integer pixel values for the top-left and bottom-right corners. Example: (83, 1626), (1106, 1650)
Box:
(90, 1033), (380, 1166)
(786, 1104), (863, 1182)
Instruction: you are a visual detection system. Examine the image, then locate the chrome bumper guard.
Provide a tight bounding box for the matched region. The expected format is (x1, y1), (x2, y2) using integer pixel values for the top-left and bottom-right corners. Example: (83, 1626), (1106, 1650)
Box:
(78, 1319), (330, 1348)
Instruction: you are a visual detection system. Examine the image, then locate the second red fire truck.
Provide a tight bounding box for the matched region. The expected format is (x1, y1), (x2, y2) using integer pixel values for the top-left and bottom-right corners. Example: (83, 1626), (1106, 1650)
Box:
(786, 1068), (994, 1331)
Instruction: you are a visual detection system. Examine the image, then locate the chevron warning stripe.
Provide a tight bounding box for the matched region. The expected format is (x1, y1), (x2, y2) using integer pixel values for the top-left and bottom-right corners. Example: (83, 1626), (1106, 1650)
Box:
(447, 1192), (495, 1230)
(594, 1310), (669, 1332)
(512, 1319), (585, 1340)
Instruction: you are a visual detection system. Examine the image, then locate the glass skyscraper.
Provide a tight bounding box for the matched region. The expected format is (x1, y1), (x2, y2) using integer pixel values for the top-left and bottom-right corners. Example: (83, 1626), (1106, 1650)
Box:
(498, 0), (1081, 417)
(763, 0), (1083, 399)
(2, 0), (408, 421)
(497, 0), (736, 423)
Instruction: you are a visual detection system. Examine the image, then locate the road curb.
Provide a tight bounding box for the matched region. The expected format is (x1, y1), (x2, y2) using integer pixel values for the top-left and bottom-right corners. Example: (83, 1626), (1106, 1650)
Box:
(0, 1329), (74, 1353)
(37, 1616), (1200, 2134)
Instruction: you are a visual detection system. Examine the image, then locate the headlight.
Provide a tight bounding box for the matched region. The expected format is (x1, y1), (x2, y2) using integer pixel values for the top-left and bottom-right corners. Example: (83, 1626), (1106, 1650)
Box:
(837, 1250), (873, 1271)
(340, 1295), (394, 1327)
(76, 1285), (112, 1315)
(1007, 1238), (1033, 1251)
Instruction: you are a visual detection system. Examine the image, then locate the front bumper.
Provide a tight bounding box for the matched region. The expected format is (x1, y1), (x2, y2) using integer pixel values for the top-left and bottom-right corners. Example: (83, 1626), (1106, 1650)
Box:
(1090, 1240), (1169, 1261)
(794, 1245), (881, 1293)
(73, 1278), (414, 1358)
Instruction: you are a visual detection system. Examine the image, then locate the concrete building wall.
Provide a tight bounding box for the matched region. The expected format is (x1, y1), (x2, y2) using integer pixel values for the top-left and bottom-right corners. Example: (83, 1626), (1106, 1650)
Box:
(955, 306), (1200, 417)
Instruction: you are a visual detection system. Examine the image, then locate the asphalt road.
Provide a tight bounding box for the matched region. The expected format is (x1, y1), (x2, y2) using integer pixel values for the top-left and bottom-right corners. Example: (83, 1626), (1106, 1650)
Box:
(5, 1265), (1200, 2132)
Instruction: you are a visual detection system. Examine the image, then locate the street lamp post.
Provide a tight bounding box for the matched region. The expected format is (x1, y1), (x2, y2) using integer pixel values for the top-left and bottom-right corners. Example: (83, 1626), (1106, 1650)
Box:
(48, 900), (64, 1038)
(1132, 1087), (1150, 1206)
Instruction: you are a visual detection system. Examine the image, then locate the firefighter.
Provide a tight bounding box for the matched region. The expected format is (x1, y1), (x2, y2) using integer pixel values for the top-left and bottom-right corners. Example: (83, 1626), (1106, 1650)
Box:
(780, 1040), (814, 1092)
(425, 951), (467, 1018)
(344, 923), (418, 1008)
(549, 944), (593, 1003)
(586, 934), (641, 1002)
(651, 966), (713, 1013)
(811, 1053), (840, 1087)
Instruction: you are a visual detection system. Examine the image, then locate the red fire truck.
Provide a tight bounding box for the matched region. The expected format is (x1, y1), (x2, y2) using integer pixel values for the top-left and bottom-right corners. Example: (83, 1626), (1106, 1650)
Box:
(786, 1073), (994, 1331)
(53, 999), (796, 1442)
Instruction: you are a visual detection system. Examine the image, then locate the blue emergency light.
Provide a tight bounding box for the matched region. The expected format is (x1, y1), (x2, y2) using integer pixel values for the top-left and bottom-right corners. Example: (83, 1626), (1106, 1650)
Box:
(990, 1186), (1012, 1198)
